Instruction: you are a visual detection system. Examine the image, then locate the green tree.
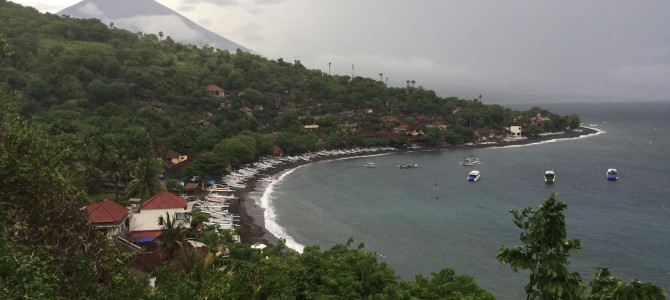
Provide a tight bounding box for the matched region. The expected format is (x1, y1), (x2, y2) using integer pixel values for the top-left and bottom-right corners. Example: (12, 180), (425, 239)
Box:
(497, 193), (585, 299)
(157, 213), (186, 260)
(188, 152), (227, 179)
(398, 268), (496, 299)
(568, 114), (581, 130)
(125, 157), (165, 199)
(0, 112), (150, 298)
(423, 127), (444, 145)
(588, 268), (666, 299)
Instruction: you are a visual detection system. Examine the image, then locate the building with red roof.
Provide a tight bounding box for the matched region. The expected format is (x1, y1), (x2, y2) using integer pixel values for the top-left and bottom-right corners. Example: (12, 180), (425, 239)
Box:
(87, 199), (130, 238)
(128, 192), (192, 244)
(205, 85), (225, 97)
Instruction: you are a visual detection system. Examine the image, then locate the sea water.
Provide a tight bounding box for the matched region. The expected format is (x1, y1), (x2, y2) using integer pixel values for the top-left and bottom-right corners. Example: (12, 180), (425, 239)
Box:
(252, 101), (670, 298)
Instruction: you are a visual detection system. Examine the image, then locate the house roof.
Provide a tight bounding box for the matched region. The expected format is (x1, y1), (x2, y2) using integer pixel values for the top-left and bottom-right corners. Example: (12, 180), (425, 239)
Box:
(274, 145), (284, 154)
(395, 124), (410, 130)
(87, 199), (129, 224)
(129, 230), (162, 244)
(240, 106), (253, 113)
(164, 149), (181, 159)
(380, 116), (399, 123)
(206, 85), (224, 92)
(140, 191), (187, 210)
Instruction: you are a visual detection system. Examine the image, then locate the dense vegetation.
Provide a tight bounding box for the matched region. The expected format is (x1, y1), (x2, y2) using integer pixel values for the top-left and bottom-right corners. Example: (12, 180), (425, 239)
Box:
(0, 1), (664, 299)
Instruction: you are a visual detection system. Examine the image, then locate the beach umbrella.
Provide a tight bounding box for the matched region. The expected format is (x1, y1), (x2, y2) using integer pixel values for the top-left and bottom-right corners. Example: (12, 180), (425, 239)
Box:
(207, 180), (216, 185)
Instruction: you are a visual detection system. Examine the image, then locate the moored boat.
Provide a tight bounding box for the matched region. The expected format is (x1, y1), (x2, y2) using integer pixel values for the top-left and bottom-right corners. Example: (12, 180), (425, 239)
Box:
(607, 168), (618, 180)
(364, 162), (377, 168)
(461, 156), (482, 166)
(398, 163), (418, 169)
(544, 170), (556, 183)
(467, 170), (480, 182)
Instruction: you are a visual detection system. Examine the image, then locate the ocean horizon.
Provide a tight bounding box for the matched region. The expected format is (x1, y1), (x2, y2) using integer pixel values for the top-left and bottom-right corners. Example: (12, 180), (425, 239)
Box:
(249, 101), (670, 298)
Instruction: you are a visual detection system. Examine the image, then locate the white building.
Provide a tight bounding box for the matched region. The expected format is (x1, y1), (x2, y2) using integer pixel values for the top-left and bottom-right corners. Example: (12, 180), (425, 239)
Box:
(128, 191), (193, 244)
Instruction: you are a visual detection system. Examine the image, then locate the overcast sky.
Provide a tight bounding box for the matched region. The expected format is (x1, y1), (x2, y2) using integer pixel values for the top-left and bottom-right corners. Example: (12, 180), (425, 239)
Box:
(12, 0), (670, 102)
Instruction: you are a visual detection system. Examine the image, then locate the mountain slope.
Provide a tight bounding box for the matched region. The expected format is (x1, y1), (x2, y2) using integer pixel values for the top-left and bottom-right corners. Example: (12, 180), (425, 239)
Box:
(59, 0), (250, 52)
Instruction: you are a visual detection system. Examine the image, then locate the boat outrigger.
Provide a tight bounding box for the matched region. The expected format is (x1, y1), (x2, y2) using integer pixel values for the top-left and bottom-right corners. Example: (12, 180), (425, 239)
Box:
(544, 171), (556, 183)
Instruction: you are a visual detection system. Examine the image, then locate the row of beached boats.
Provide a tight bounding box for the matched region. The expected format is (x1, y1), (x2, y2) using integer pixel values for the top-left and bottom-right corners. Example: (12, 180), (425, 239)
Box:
(197, 147), (399, 230)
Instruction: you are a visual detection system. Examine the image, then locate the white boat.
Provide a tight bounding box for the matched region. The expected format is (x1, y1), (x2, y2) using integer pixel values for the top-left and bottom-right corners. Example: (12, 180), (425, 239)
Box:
(467, 170), (480, 182)
(544, 171), (556, 183)
(207, 184), (235, 193)
(607, 168), (618, 180)
(461, 156), (482, 166)
(364, 162), (377, 168)
(399, 163), (418, 169)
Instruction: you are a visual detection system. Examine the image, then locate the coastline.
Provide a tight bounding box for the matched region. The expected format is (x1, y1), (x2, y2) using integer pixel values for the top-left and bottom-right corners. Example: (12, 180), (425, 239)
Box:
(231, 127), (600, 248)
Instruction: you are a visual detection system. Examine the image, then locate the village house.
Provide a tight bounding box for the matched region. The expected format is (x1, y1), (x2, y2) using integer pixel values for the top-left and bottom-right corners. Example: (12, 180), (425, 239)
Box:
(86, 199), (130, 239)
(240, 106), (254, 117)
(380, 116), (400, 125)
(505, 125), (523, 137)
(356, 107), (373, 118)
(128, 192), (193, 244)
(530, 114), (549, 126)
(205, 85), (225, 98)
(393, 124), (410, 134)
(474, 128), (496, 142)
(425, 121), (448, 131)
(303, 124), (319, 132)
(163, 149), (187, 165)
(409, 125), (424, 136)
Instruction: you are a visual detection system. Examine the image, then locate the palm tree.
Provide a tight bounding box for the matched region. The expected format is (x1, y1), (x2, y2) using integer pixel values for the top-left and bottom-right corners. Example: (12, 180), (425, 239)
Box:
(157, 213), (186, 259)
(125, 157), (165, 199)
(411, 80), (416, 87)
(105, 157), (129, 199)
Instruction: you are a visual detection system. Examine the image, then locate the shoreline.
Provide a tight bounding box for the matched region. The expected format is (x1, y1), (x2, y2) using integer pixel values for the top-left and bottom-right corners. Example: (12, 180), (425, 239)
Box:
(230, 127), (600, 248)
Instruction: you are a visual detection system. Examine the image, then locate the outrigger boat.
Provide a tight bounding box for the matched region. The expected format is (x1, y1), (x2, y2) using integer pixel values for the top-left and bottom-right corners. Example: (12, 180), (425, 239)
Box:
(364, 162), (377, 168)
(467, 170), (481, 182)
(461, 156), (482, 166)
(544, 171), (556, 183)
(398, 163), (418, 169)
(607, 168), (618, 180)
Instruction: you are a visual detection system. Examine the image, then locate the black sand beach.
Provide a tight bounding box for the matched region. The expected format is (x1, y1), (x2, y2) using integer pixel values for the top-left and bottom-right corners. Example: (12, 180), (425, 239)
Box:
(229, 127), (599, 247)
